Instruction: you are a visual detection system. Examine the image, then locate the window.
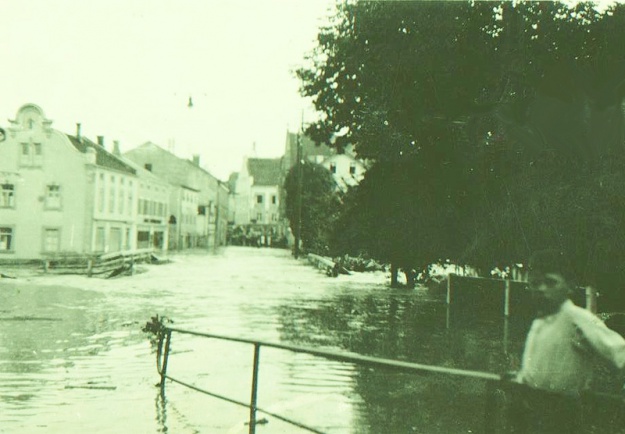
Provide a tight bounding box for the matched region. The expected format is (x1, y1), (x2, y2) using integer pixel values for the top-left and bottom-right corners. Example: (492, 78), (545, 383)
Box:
(110, 228), (122, 252)
(43, 228), (60, 252)
(329, 163), (337, 174)
(45, 185), (61, 209)
(137, 231), (150, 249)
(119, 188), (125, 214)
(271, 195), (277, 205)
(257, 212), (263, 222)
(0, 227), (13, 252)
(349, 163), (357, 175)
(95, 227), (105, 252)
(0, 184), (15, 208)
(19, 142), (42, 166)
(144, 163), (152, 171)
(98, 175), (105, 213)
(127, 183), (133, 216)
(109, 176), (116, 213)
(256, 195), (263, 204)
(272, 213), (278, 222)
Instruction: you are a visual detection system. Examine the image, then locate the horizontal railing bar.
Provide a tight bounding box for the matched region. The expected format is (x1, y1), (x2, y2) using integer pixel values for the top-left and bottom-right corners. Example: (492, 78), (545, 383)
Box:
(166, 374), (251, 408)
(166, 327), (500, 381)
(165, 374), (327, 434)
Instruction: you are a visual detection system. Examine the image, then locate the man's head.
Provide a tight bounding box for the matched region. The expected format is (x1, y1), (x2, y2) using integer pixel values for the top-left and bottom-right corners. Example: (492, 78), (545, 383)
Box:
(527, 249), (574, 317)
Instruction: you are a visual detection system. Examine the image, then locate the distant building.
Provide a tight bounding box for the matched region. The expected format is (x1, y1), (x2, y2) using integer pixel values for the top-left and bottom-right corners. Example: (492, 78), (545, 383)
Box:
(116, 147), (171, 251)
(123, 142), (228, 250)
(229, 157), (286, 246)
(282, 131), (366, 191)
(320, 152), (366, 191)
(0, 103), (142, 259)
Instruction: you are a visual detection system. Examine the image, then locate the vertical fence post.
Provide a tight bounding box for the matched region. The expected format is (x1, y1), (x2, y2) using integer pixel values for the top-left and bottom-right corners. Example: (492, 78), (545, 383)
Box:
(446, 274), (452, 329)
(585, 286), (597, 313)
(248, 343), (261, 434)
(160, 330), (172, 395)
(504, 279), (510, 317)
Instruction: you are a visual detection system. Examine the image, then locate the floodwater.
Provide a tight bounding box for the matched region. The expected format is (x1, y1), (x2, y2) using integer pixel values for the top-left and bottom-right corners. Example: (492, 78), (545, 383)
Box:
(0, 247), (526, 433)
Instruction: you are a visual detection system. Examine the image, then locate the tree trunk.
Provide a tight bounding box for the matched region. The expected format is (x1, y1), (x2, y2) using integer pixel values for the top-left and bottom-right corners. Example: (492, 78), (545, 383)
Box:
(404, 269), (416, 289)
(390, 263), (399, 288)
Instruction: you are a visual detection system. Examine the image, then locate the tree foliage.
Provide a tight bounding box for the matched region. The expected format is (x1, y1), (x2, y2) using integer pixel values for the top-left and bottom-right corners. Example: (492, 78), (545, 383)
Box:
(299, 0), (625, 303)
(284, 161), (342, 255)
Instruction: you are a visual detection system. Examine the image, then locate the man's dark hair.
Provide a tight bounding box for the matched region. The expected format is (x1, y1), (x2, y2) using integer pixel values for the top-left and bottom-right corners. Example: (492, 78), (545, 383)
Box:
(528, 249), (575, 285)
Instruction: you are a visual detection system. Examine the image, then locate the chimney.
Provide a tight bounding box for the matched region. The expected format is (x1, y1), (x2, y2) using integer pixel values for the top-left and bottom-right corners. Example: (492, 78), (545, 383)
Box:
(97, 136), (104, 147)
(192, 154), (200, 166)
(76, 123), (82, 141)
(113, 140), (121, 156)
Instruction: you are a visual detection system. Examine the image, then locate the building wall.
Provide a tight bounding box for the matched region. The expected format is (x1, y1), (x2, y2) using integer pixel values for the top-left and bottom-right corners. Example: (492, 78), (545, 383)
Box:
(0, 105), (91, 259)
(233, 171), (252, 225)
(92, 168), (137, 253)
(321, 154), (366, 190)
(250, 185), (280, 225)
(136, 178), (169, 251)
(124, 143), (227, 250)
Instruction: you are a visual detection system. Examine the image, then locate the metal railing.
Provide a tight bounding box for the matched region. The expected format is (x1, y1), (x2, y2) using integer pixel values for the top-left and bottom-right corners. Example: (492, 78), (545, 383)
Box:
(154, 326), (503, 434)
(153, 326), (625, 434)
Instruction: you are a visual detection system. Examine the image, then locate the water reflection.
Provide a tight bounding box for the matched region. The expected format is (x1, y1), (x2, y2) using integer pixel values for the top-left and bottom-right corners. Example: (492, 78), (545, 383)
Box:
(276, 287), (529, 433)
(0, 248), (531, 433)
(155, 392), (169, 433)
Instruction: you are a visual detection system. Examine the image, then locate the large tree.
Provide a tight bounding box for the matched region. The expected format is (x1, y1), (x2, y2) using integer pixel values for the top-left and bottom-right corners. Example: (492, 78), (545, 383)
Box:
(300, 1), (625, 298)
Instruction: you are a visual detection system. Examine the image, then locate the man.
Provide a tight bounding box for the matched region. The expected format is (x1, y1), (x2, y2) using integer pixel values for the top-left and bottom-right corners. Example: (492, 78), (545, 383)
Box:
(511, 249), (625, 432)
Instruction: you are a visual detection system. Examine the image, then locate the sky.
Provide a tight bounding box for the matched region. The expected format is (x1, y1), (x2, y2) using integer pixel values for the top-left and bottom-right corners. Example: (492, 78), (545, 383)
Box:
(0, 0), (335, 180)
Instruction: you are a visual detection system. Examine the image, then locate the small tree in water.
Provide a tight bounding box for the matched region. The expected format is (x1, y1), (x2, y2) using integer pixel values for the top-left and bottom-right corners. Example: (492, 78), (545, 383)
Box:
(284, 161), (342, 256)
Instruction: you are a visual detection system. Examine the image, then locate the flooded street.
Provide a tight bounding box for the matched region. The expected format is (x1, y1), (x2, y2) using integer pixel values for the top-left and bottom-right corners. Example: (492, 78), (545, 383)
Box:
(0, 247), (525, 433)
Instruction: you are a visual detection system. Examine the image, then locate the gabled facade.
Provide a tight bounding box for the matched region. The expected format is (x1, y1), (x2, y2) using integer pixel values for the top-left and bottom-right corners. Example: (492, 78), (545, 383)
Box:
(0, 104), (141, 259)
(123, 142), (228, 250)
(229, 157), (286, 246)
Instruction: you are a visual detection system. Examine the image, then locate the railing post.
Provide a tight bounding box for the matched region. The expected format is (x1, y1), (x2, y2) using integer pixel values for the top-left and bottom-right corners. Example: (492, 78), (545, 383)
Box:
(504, 279), (510, 317)
(248, 343), (261, 434)
(585, 286), (597, 313)
(160, 330), (172, 395)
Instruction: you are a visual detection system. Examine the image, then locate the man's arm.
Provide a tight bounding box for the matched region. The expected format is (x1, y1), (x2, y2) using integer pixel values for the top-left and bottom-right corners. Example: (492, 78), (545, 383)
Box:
(575, 309), (625, 369)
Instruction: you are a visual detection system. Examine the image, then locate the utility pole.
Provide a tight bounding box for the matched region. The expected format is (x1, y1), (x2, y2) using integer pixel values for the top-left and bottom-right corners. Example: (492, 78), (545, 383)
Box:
(294, 130), (303, 259)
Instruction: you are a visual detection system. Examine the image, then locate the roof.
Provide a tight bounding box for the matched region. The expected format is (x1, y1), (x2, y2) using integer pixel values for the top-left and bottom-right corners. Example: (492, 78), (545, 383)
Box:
(68, 135), (136, 175)
(128, 141), (221, 182)
(247, 158), (281, 186)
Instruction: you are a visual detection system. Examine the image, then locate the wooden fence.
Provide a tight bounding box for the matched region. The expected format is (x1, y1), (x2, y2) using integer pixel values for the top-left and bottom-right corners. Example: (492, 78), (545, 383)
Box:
(41, 248), (156, 277)
(446, 274), (598, 319)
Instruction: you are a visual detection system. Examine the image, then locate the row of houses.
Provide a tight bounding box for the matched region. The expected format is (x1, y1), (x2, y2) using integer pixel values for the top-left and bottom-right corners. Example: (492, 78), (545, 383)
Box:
(0, 103), (228, 261)
(0, 103), (368, 261)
